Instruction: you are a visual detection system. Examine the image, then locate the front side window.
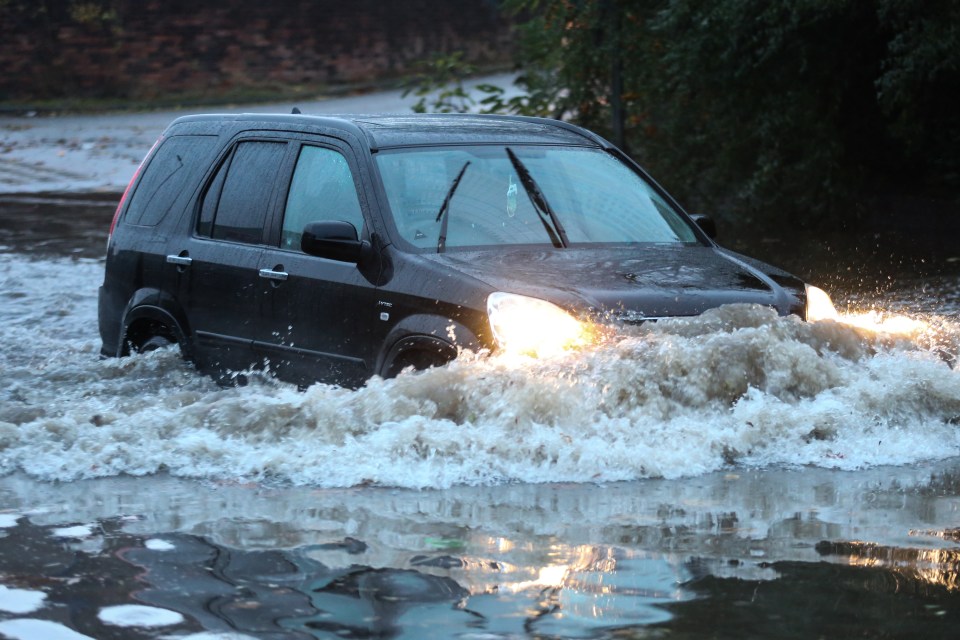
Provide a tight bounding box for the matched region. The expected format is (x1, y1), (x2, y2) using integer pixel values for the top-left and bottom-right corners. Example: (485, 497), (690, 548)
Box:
(374, 145), (698, 251)
(198, 141), (286, 244)
(281, 145), (364, 250)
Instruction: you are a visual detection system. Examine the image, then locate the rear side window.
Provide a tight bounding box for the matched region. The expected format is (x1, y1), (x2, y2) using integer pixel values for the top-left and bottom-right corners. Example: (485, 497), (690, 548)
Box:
(124, 135), (217, 227)
(198, 141), (287, 244)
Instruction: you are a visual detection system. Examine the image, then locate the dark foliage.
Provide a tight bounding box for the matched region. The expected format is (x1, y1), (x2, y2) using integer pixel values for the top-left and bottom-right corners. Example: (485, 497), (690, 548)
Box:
(414, 0), (960, 229)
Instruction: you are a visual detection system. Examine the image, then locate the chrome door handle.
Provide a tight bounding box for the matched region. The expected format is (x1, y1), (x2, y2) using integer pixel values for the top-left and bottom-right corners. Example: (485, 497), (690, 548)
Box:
(258, 268), (288, 281)
(166, 255), (192, 266)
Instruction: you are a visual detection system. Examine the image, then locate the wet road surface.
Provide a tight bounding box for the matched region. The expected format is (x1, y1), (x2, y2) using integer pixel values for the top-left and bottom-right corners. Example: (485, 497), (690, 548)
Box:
(0, 193), (119, 259)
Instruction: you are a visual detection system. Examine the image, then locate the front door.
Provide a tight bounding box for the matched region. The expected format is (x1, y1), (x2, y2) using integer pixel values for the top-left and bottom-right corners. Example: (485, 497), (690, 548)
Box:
(255, 143), (383, 387)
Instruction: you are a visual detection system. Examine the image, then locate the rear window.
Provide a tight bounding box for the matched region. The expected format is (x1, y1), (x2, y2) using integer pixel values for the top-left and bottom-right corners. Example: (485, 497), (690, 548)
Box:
(123, 135), (218, 227)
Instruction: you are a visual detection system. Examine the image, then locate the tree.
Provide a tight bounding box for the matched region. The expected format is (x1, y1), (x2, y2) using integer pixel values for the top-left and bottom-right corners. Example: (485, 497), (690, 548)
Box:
(414, 0), (960, 229)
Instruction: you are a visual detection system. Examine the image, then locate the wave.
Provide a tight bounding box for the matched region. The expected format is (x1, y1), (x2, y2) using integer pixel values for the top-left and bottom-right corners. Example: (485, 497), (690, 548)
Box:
(2, 254), (960, 488)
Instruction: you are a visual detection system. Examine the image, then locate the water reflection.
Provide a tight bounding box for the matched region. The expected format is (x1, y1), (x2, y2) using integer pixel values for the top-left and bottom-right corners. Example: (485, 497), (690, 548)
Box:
(4, 462), (960, 637)
(0, 517), (684, 638)
(817, 539), (960, 592)
(664, 560), (960, 639)
(293, 567), (470, 637)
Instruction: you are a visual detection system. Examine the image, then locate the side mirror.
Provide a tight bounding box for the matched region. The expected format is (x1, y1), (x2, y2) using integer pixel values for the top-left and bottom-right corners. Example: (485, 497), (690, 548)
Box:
(301, 220), (373, 263)
(689, 213), (717, 239)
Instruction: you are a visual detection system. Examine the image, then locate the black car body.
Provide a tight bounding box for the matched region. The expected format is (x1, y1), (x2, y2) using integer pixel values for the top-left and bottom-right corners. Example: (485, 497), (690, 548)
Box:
(99, 113), (823, 388)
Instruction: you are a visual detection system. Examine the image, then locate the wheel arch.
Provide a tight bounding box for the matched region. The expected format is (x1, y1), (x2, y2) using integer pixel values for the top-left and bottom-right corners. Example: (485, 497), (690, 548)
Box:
(118, 289), (192, 357)
(375, 314), (486, 378)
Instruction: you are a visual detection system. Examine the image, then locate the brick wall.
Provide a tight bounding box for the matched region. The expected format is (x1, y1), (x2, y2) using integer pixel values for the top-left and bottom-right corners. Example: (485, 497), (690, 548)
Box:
(0, 0), (513, 101)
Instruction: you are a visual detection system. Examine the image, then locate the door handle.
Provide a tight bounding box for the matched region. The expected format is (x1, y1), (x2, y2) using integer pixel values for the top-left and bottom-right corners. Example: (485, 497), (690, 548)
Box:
(166, 254), (192, 267)
(258, 268), (288, 282)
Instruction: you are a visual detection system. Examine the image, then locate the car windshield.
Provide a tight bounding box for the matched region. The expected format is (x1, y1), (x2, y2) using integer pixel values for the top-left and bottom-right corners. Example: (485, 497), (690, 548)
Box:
(374, 145), (699, 251)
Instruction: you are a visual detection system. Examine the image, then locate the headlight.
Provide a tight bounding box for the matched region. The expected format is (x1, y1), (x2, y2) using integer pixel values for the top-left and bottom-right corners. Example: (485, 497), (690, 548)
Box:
(487, 292), (589, 357)
(805, 284), (839, 322)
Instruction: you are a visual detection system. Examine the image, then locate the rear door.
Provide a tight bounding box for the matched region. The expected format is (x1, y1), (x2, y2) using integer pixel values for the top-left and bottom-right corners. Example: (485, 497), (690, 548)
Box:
(255, 140), (384, 387)
(167, 139), (287, 375)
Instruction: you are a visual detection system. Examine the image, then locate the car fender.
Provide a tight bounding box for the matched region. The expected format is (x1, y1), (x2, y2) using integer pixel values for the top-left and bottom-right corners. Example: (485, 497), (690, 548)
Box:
(376, 314), (485, 377)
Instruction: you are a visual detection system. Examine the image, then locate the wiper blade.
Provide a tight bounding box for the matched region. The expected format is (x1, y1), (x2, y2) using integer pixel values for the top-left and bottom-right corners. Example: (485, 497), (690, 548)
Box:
(505, 147), (568, 248)
(436, 161), (471, 253)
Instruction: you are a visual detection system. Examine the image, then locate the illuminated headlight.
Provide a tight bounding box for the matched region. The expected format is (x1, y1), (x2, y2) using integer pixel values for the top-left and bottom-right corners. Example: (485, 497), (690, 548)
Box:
(487, 292), (589, 357)
(805, 284), (839, 322)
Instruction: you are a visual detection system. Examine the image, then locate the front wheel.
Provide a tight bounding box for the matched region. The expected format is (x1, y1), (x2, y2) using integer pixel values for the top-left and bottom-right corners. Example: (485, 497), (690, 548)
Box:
(137, 334), (175, 353)
(384, 349), (451, 378)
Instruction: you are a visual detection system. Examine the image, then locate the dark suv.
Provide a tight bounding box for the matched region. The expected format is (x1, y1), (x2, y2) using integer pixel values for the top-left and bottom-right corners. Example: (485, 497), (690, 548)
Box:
(99, 113), (836, 387)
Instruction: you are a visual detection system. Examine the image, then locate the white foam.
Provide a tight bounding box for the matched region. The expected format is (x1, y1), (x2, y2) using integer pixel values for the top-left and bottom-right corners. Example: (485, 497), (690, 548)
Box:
(97, 604), (184, 627)
(145, 538), (176, 551)
(0, 585), (47, 614)
(0, 514), (20, 528)
(50, 525), (94, 538)
(2, 254), (960, 489)
(0, 619), (94, 640)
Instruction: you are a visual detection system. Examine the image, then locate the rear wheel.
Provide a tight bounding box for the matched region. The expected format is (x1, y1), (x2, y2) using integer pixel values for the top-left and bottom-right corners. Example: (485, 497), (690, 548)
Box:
(123, 317), (183, 357)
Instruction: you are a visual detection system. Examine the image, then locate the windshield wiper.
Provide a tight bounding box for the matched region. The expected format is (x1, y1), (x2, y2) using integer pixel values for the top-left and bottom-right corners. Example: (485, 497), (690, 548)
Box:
(505, 147), (568, 248)
(435, 161), (471, 253)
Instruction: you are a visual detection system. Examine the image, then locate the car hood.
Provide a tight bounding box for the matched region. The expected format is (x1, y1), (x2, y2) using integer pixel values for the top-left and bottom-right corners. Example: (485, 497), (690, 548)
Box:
(422, 244), (804, 320)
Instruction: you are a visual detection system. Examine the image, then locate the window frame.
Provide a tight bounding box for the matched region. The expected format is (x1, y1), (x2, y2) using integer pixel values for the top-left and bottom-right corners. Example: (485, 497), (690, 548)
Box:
(191, 131), (379, 251)
(194, 135), (296, 247)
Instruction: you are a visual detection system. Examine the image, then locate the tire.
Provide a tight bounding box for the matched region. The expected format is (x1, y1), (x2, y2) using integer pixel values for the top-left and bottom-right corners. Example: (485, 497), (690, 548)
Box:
(386, 350), (448, 378)
(138, 335), (175, 353)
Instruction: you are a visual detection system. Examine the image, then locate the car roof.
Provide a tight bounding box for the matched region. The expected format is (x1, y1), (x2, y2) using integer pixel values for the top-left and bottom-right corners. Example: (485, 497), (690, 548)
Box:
(345, 114), (609, 149)
(168, 113), (611, 151)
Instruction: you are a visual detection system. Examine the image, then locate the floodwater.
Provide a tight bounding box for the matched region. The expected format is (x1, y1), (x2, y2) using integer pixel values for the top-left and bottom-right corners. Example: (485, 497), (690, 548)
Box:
(3, 194), (960, 639)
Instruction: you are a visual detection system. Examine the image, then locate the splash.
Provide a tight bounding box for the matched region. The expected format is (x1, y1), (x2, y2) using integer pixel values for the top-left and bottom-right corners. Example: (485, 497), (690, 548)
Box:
(838, 308), (926, 335)
(833, 301), (959, 368)
(2, 254), (960, 488)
